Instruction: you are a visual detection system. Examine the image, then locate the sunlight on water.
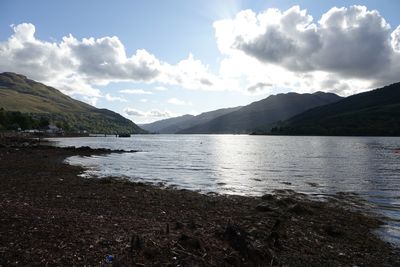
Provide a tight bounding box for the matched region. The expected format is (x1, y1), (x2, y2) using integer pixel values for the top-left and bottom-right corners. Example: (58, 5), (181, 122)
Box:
(50, 135), (400, 245)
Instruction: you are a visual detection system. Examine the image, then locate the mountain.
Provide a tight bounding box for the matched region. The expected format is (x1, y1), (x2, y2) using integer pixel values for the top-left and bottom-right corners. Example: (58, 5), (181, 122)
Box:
(140, 107), (242, 133)
(271, 82), (400, 136)
(0, 72), (145, 134)
(140, 115), (195, 133)
(178, 92), (342, 134)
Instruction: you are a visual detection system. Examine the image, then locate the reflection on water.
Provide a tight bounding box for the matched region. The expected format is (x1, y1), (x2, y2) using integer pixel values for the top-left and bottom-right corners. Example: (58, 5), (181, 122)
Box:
(50, 135), (400, 245)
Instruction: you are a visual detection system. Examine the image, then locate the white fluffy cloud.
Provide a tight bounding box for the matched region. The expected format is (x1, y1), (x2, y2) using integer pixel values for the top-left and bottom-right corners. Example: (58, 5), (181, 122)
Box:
(158, 54), (228, 91)
(392, 25), (400, 52)
(0, 23), (161, 99)
(105, 93), (127, 102)
(124, 107), (173, 123)
(124, 108), (172, 118)
(69, 42), (160, 83)
(214, 5), (400, 95)
(0, 23), (220, 102)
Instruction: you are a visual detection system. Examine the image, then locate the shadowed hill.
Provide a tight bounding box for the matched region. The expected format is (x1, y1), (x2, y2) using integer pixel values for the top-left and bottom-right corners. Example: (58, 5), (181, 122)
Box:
(0, 72), (145, 134)
(272, 82), (400, 136)
(178, 92), (342, 134)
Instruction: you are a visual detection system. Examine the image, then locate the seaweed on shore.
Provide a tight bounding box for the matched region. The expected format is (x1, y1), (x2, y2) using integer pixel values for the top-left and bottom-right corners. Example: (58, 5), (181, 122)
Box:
(0, 136), (399, 266)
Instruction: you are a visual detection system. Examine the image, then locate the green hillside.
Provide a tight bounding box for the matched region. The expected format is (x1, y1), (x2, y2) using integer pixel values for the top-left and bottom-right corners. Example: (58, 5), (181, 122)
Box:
(0, 72), (145, 134)
(272, 82), (400, 136)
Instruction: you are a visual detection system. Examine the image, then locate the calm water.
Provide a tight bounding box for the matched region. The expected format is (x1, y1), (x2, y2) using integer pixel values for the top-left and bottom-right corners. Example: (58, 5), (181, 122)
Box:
(49, 135), (400, 245)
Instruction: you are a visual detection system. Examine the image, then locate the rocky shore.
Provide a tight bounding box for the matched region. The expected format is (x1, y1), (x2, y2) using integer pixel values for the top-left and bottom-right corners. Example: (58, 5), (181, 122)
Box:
(0, 136), (399, 266)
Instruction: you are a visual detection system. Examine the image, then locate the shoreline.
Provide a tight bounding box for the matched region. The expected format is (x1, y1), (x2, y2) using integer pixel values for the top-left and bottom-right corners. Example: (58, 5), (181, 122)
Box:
(0, 137), (399, 266)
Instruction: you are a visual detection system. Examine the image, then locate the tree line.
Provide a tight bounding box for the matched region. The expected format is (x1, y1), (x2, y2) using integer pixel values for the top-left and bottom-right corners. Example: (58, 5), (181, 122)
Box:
(0, 108), (49, 131)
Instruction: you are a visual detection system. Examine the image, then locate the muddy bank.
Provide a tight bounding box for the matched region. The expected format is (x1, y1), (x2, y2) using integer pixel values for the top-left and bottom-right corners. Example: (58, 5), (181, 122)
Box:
(0, 137), (399, 266)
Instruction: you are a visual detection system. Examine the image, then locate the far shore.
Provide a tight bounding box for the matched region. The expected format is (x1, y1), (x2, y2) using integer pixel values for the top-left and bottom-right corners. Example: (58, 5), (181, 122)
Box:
(0, 136), (399, 266)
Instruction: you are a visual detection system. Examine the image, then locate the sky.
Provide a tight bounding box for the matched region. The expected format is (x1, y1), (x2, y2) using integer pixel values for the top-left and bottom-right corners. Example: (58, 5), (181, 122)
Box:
(1, 0), (400, 123)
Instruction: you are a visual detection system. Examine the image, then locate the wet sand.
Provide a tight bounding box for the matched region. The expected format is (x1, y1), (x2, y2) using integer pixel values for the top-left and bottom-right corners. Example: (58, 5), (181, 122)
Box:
(0, 136), (399, 266)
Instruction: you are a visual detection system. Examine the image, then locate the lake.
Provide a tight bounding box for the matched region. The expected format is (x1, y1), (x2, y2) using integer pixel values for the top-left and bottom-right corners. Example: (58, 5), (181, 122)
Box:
(49, 135), (400, 245)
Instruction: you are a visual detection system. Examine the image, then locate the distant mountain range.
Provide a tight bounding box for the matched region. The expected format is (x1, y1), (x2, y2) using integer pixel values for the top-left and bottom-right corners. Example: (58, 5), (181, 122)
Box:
(179, 92), (342, 134)
(141, 92), (342, 134)
(3, 72), (398, 136)
(140, 107), (242, 133)
(271, 82), (400, 136)
(0, 72), (145, 134)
